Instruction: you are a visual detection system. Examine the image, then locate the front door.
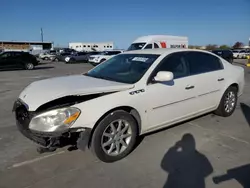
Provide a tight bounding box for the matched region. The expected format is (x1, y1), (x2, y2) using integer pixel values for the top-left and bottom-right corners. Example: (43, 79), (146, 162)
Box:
(146, 52), (198, 130)
(0, 52), (14, 69)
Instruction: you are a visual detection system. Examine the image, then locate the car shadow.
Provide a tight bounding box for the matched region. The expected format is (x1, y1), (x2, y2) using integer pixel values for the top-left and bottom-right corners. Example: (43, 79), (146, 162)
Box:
(0, 66), (54, 72)
(240, 103), (250, 127)
(161, 133), (213, 188)
(213, 164), (250, 188)
(34, 66), (54, 70)
(142, 112), (212, 138)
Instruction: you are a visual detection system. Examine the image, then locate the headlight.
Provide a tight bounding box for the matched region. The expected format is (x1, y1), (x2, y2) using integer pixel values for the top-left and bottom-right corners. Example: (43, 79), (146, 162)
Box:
(29, 107), (81, 132)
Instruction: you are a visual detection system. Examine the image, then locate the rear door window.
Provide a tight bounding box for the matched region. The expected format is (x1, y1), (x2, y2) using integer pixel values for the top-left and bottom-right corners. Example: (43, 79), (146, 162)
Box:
(186, 52), (223, 75)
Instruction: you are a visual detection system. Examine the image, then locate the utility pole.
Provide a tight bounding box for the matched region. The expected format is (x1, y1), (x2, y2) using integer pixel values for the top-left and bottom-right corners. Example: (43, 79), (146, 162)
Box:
(41, 28), (44, 42)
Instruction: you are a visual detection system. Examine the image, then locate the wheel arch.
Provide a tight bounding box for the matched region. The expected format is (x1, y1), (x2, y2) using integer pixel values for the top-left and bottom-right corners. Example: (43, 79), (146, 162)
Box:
(229, 83), (239, 92)
(216, 82), (239, 109)
(88, 106), (141, 148)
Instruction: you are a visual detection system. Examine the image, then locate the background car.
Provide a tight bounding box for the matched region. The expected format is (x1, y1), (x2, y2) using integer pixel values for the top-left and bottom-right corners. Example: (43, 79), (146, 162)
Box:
(39, 52), (56, 60)
(212, 49), (233, 63)
(0, 51), (39, 70)
(51, 52), (73, 62)
(232, 49), (248, 59)
(88, 50), (124, 66)
(65, 51), (104, 63)
(65, 51), (89, 63)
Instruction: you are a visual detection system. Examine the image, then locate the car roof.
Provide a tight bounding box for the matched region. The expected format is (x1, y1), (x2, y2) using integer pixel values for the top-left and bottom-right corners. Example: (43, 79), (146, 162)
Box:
(122, 48), (213, 56)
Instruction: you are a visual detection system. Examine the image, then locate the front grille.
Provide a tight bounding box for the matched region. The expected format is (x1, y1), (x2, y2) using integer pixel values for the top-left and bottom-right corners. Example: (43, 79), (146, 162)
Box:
(89, 57), (94, 60)
(16, 105), (30, 130)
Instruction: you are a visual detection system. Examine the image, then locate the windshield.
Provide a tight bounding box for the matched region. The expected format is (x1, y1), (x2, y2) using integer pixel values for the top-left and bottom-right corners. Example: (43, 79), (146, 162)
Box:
(127, 43), (146, 51)
(86, 53), (160, 84)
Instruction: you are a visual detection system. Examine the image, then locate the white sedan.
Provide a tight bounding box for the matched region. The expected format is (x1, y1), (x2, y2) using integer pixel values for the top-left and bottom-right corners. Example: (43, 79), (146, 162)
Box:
(13, 48), (245, 162)
(88, 50), (123, 65)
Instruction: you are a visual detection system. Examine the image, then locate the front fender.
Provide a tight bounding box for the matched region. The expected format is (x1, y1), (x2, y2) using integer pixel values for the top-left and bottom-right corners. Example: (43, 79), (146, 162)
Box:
(71, 89), (147, 132)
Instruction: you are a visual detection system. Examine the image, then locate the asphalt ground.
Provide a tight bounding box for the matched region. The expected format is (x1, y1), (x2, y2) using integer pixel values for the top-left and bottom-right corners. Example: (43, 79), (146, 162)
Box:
(0, 59), (250, 188)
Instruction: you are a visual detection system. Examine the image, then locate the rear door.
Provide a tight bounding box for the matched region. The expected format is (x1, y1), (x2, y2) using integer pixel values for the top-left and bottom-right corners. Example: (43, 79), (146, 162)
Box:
(185, 51), (226, 111)
(77, 52), (88, 61)
(11, 52), (24, 68)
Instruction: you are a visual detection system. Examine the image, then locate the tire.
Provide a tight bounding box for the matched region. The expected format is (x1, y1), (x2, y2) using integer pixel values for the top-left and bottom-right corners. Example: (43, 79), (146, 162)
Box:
(69, 58), (76, 64)
(229, 58), (233, 64)
(24, 63), (34, 70)
(91, 110), (138, 163)
(214, 86), (238, 117)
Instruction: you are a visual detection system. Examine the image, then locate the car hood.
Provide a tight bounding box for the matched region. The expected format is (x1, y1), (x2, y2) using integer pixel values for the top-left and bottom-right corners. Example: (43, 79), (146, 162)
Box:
(19, 75), (134, 111)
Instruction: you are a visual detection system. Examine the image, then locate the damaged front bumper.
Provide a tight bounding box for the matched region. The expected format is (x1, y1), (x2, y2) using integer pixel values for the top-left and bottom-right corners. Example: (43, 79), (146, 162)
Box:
(13, 100), (92, 152)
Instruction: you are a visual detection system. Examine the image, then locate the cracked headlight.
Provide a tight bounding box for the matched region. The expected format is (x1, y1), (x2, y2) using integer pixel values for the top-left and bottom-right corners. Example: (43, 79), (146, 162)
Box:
(29, 107), (81, 132)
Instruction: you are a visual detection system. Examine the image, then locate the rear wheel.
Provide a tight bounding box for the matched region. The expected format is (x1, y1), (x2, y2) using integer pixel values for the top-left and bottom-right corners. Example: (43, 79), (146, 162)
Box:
(214, 86), (238, 117)
(24, 63), (34, 70)
(229, 58), (233, 64)
(91, 110), (138, 163)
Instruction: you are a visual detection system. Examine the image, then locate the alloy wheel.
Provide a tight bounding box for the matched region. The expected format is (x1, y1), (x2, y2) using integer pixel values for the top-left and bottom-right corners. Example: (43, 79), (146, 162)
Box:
(101, 119), (132, 156)
(224, 91), (236, 113)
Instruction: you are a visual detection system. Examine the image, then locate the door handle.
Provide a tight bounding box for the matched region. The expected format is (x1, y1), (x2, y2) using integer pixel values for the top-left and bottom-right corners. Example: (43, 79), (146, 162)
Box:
(218, 78), (224, 82)
(185, 85), (195, 90)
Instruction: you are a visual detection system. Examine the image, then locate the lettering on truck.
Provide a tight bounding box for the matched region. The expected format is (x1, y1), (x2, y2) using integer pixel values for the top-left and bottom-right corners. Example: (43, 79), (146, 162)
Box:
(170, 44), (186, 48)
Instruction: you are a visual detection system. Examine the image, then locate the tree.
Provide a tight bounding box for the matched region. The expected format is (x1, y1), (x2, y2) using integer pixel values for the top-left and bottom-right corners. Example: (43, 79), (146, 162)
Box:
(219, 45), (231, 49)
(189, 45), (202, 49)
(233, 42), (244, 49)
(205, 44), (218, 50)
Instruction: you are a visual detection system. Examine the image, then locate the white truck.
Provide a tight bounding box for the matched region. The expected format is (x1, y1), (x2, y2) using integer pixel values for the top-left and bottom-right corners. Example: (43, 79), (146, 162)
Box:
(127, 35), (188, 51)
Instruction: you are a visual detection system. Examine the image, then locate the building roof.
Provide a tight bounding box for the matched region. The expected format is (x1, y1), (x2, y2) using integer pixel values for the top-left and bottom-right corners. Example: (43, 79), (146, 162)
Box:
(0, 40), (53, 44)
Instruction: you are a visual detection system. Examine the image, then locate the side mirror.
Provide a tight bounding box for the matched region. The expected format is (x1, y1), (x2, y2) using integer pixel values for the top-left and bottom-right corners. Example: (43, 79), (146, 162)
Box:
(154, 71), (174, 82)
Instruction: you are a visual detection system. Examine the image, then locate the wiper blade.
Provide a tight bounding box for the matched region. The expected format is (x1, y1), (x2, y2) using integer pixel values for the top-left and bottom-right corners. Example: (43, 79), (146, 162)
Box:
(84, 74), (106, 80)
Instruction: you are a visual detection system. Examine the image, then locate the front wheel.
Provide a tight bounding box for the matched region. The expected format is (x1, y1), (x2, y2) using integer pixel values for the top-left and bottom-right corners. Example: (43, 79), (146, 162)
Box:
(214, 86), (238, 117)
(69, 58), (76, 64)
(24, 63), (34, 70)
(91, 110), (138, 163)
